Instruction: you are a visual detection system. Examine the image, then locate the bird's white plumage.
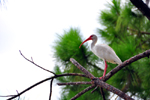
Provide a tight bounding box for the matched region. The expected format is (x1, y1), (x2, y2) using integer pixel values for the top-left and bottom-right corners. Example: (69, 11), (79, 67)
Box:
(79, 34), (122, 65)
(88, 34), (122, 65)
(91, 44), (122, 64)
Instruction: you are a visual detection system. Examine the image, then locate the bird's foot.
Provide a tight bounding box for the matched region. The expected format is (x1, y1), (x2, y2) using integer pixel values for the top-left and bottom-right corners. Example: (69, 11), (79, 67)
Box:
(99, 76), (103, 80)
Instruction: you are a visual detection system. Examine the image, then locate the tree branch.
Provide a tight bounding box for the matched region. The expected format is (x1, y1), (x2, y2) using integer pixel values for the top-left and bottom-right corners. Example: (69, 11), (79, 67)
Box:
(70, 58), (134, 100)
(7, 73), (88, 100)
(104, 49), (150, 81)
(130, 0), (150, 20)
(19, 50), (56, 75)
(91, 87), (106, 100)
(57, 82), (92, 85)
(93, 78), (133, 100)
(70, 85), (96, 100)
(49, 78), (54, 100)
(91, 86), (99, 93)
(70, 58), (95, 79)
(0, 95), (15, 97)
(100, 87), (106, 100)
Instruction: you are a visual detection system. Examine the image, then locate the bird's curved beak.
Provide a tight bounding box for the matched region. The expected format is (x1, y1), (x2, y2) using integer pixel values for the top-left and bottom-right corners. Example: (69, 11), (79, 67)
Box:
(79, 37), (92, 48)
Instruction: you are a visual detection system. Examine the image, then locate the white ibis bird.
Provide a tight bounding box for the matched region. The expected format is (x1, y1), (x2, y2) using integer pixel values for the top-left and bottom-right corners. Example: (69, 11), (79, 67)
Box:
(79, 34), (122, 79)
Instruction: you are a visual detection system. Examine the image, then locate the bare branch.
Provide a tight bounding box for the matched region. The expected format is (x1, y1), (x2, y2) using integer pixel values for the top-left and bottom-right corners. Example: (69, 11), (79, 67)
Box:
(93, 78), (134, 100)
(0, 95), (15, 97)
(91, 86), (98, 93)
(70, 85), (96, 100)
(70, 58), (134, 100)
(31, 57), (33, 62)
(19, 50), (56, 75)
(57, 82), (92, 85)
(49, 78), (54, 100)
(16, 90), (20, 100)
(100, 87), (106, 100)
(70, 58), (95, 79)
(91, 87), (106, 100)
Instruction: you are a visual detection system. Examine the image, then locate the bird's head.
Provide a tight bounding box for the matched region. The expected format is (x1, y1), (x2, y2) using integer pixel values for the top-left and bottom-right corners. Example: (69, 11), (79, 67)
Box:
(79, 34), (97, 48)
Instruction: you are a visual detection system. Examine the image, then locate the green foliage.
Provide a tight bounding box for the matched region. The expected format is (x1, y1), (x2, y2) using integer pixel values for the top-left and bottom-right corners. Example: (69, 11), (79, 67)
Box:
(53, 0), (150, 99)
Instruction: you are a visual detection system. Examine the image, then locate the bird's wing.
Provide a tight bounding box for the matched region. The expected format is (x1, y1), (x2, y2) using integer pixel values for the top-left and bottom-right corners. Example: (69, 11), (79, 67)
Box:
(91, 44), (122, 64)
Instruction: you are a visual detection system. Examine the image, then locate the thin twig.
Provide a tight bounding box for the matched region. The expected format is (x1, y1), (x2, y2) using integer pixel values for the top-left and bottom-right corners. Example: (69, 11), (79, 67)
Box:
(91, 86), (98, 93)
(100, 87), (106, 100)
(70, 85), (96, 100)
(109, 93), (115, 100)
(57, 82), (92, 85)
(0, 95), (15, 97)
(19, 50), (56, 75)
(15, 90), (20, 100)
(115, 95), (119, 100)
(49, 78), (54, 100)
(91, 86), (106, 100)
(31, 57), (33, 62)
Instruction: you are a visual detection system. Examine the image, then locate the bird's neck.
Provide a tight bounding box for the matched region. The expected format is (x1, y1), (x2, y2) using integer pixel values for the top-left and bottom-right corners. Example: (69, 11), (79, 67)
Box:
(91, 38), (97, 49)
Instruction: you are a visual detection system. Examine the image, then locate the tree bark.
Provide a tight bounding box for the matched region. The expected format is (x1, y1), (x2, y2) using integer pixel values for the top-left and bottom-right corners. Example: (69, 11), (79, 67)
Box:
(130, 0), (150, 20)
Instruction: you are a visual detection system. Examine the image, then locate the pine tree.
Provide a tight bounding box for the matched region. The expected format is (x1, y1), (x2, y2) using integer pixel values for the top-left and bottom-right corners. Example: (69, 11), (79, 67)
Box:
(53, 0), (150, 99)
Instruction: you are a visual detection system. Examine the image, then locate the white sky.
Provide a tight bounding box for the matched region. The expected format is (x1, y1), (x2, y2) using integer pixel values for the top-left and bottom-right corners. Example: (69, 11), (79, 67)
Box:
(0, 0), (109, 100)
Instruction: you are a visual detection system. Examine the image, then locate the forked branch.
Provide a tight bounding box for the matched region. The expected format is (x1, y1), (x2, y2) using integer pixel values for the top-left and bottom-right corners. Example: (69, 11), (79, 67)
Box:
(19, 50), (56, 75)
(69, 49), (150, 100)
(70, 58), (134, 100)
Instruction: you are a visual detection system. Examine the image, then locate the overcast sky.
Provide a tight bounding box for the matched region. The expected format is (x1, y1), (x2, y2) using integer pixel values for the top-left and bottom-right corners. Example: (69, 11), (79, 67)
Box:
(0, 0), (109, 100)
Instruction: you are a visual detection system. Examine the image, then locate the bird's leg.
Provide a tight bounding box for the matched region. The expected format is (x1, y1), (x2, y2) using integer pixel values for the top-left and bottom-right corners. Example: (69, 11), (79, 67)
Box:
(99, 60), (108, 79)
(103, 60), (108, 77)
